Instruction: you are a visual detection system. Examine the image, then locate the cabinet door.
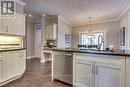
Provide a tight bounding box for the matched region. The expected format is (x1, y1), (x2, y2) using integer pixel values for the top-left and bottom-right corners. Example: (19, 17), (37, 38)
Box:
(4, 52), (20, 80)
(95, 63), (121, 87)
(0, 60), (3, 83)
(45, 23), (57, 40)
(3, 12), (23, 35)
(75, 60), (94, 87)
(45, 24), (52, 40)
(20, 50), (26, 74)
(0, 6), (3, 33)
(22, 15), (25, 36)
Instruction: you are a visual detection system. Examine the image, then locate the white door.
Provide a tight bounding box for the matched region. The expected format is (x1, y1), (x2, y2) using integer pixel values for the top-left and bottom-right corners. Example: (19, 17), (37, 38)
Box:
(95, 63), (121, 87)
(4, 52), (20, 80)
(34, 23), (42, 58)
(75, 60), (94, 87)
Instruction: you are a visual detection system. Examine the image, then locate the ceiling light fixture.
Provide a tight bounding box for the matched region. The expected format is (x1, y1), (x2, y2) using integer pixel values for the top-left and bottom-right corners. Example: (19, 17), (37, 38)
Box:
(28, 14), (32, 17)
(87, 17), (94, 36)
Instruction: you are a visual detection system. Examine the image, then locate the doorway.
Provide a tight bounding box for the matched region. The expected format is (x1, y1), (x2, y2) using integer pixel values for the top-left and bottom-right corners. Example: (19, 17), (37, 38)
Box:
(34, 23), (42, 58)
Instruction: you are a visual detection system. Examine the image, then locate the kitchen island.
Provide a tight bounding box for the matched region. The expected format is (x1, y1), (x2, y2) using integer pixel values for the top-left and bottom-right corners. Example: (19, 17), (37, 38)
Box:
(44, 48), (130, 87)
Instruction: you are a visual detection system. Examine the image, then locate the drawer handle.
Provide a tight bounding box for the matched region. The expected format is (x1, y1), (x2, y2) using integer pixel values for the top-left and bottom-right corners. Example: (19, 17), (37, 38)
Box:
(96, 66), (99, 75)
(92, 65), (95, 74)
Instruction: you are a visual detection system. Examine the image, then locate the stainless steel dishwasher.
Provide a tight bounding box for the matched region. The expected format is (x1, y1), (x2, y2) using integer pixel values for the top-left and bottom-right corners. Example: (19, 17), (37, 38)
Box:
(52, 51), (73, 84)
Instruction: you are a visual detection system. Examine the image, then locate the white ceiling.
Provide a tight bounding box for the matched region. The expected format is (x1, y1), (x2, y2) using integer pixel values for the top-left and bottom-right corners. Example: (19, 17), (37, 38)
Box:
(21, 0), (130, 26)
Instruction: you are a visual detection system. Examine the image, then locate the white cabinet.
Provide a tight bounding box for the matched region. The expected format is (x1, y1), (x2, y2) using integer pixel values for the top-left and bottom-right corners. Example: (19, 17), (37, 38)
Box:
(0, 54), (3, 83)
(0, 7), (2, 33)
(4, 51), (20, 80)
(0, 60), (3, 83)
(0, 50), (26, 86)
(20, 50), (26, 74)
(95, 63), (121, 87)
(75, 60), (94, 87)
(2, 12), (25, 36)
(45, 23), (57, 40)
(22, 15), (25, 36)
(73, 54), (122, 87)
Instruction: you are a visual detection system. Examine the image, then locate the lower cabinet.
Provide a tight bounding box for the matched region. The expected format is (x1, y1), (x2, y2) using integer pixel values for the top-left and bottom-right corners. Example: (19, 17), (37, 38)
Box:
(73, 54), (122, 87)
(75, 60), (94, 87)
(95, 63), (121, 87)
(0, 50), (26, 86)
(4, 51), (21, 80)
(0, 60), (3, 83)
(20, 50), (26, 74)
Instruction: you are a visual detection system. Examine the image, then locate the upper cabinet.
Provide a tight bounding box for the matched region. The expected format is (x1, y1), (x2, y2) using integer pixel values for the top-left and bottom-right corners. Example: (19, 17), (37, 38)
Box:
(44, 15), (58, 40)
(0, 7), (2, 33)
(0, 2), (26, 36)
(1, 12), (25, 36)
(45, 23), (57, 40)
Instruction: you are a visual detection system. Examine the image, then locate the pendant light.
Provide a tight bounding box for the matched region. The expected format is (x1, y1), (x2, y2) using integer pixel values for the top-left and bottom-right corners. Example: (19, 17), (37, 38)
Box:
(87, 17), (94, 36)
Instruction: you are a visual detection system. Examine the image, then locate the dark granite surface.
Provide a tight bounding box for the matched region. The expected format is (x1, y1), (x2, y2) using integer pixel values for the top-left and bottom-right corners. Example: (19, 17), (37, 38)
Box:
(0, 48), (26, 52)
(43, 48), (130, 57)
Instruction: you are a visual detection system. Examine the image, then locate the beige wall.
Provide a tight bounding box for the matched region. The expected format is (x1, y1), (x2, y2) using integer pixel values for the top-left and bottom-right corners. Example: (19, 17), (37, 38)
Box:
(58, 18), (72, 48)
(72, 21), (120, 49)
(26, 20), (35, 57)
(120, 9), (130, 50)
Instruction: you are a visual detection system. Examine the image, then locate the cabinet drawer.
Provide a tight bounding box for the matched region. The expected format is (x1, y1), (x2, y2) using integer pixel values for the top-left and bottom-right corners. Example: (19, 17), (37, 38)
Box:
(74, 53), (122, 64)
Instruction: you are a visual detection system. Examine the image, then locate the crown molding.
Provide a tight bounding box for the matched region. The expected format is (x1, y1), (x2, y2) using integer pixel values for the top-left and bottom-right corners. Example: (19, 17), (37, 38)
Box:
(58, 16), (73, 26)
(73, 4), (130, 27)
(72, 18), (119, 27)
(16, 0), (26, 6)
(118, 4), (130, 20)
(40, 4), (130, 27)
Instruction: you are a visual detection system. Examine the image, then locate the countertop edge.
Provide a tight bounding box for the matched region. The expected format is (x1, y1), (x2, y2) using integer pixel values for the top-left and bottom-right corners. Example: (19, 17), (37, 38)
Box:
(43, 49), (130, 57)
(0, 48), (26, 52)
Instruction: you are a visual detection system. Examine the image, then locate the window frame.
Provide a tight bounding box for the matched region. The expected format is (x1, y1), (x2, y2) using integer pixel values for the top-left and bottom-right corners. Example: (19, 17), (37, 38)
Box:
(79, 30), (107, 49)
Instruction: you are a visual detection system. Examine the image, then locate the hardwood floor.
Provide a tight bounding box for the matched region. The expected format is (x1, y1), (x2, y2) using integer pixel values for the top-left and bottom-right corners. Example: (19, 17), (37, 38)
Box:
(2, 58), (72, 87)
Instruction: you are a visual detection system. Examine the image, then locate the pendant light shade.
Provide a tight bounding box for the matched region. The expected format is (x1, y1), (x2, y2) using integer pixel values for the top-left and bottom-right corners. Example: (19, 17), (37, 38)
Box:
(87, 17), (94, 36)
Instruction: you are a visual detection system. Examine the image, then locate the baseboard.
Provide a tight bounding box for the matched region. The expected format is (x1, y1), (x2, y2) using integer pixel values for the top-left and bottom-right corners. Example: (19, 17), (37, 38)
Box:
(27, 56), (36, 59)
(27, 56), (41, 59)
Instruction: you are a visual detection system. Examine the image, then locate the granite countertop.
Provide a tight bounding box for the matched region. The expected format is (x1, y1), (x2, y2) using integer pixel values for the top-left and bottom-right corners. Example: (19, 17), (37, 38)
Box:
(43, 48), (130, 57)
(0, 48), (26, 52)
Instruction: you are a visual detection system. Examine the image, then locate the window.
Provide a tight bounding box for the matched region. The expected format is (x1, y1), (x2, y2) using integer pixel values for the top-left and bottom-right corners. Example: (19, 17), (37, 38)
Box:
(80, 32), (104, 49)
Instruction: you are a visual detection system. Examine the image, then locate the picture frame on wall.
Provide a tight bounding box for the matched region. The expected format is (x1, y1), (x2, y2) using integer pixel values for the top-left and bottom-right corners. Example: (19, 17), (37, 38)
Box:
(120, 27), (125, 46)
(65, 34), (70, 44)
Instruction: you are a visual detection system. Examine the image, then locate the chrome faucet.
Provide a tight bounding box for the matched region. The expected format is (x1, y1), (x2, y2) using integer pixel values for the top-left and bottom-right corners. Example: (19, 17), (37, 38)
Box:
(97, 35), (104, 50)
